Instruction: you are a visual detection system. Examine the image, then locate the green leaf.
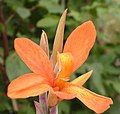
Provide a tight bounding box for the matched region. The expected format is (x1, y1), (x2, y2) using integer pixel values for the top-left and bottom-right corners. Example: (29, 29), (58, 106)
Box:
(39, 0), (64, 13)
(96, 5), (120, 44)
(58, 101), (70, 114)
(104, 65), (120, 75)
(0, 75), (12, 112)
(18, 104), (35, 114)
(75, 110), (92, 114)
(6, 52), (31, 81)
(7, 21), (15, 37)
(107, 80), (120, 93)
(0, 93), (12, 112)
(90, 63), (106, 95)
(37, 16), (59, 27)
(69, 10), (81, 22)
(5, 0), (23, 10)
(16, 7), (31, 19)
(82, 1), (103, 10)
(0, 23), (5, 32)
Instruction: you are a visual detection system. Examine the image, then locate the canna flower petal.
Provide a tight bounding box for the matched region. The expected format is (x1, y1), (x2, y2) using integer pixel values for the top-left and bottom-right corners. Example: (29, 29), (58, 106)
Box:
(7, 73), (52, 98)
(71, 70), (93, 86)
(63, 85), (113, 113)
(54, 91), (76, 100)
(55, 52), (74, 81)
(48, 90), (76, 107)
(64, 21), (96, 72)
(14, 38), (54, 83)
(51, 9), (67, 67)
(40, 30), (49, 57)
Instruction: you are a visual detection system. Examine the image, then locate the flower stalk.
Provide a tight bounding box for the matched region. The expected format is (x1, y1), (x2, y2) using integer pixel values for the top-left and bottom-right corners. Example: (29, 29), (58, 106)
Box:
(50, 105), (58, 114)
(39, 93), (48, 114)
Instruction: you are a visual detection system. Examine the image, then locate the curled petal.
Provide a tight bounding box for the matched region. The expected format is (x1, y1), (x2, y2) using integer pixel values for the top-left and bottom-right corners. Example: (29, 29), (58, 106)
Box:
(7, 73), (52, 98)
(48, 82), (75, 107)
(71, 70), (93, 86)
(63, 86), (113, 113)
(64, 21), (96, 72)
(55, 52), (74, 81)
(14, 38), (54, 83)
(54, 82), (76, 100)
(48, 90), (75, 107)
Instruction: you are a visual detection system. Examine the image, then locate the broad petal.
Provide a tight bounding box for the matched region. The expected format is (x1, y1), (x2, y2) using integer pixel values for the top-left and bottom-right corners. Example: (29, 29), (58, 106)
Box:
(7, 73), (52, 98)
(63, 86), (113, 113)
(54, 91), (75, 100)
(14, 38), (54, 83)
(64, 21), (96, 72)
(71, 70), (93, 86)
(55, 52), (74, 81)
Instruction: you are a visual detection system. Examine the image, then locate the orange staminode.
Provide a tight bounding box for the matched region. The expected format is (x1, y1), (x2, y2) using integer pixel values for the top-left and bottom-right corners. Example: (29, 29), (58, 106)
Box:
(7, 13), (113, 113)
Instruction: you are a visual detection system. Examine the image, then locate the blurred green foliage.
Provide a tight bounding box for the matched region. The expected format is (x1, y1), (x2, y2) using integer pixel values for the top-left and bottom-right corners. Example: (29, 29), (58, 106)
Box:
(0, 0), (120, 114)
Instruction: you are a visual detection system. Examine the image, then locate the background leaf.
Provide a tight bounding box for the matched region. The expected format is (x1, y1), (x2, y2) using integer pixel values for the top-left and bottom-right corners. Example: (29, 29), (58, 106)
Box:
(16, 7), (31, 19)
(37, 15), (59, 27)
(6, 52), (31, 81)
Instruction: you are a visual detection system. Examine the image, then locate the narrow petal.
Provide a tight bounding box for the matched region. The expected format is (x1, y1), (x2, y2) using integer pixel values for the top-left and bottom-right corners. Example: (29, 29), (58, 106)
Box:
(34, 101), (44, 114)
(39, 93), (48, 114)
(63, 86), (113, 113)
(64, 21), (96, 72)
(50, 9), (67, 68)
(55, 52), (74, 81)
(14, 38), (54, 83)
(71, 70), (93, 86)
(7, 73), (52, 98)
(40, 30), (49, 57)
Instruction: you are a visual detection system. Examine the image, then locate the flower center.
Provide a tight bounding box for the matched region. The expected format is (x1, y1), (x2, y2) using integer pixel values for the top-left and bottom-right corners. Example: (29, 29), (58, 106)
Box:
(53, 86), (60, 91)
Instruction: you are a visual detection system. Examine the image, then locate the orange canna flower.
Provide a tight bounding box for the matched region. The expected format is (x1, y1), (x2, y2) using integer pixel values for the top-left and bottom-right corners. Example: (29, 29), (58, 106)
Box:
(7, 20), (113, 113)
